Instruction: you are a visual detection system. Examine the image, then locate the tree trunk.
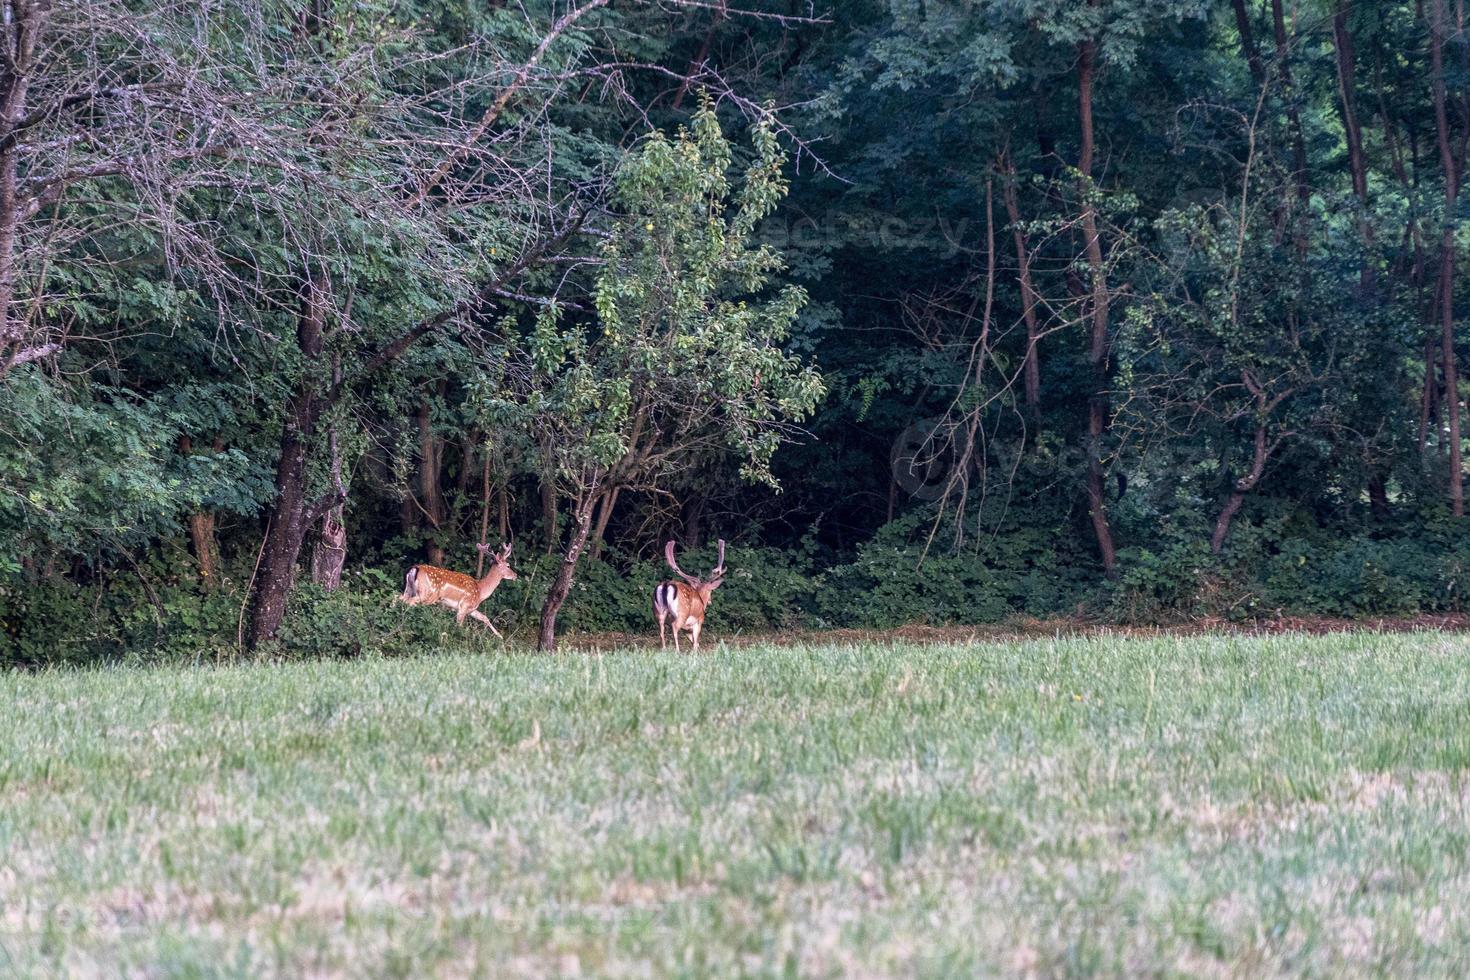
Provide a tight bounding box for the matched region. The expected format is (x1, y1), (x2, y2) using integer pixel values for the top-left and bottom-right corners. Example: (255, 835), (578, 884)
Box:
(0, 5), (42, 378)
(400, 494), (418, 539)
(188, 511), (219, 585)
(247, 274), (331, 648)
(539, 440), (559, 553)
(1001, 155), (1042, 424)
(537, 495), (596, 652)
(1438, 243), (1461, 513)
(1211, 423), (1270, 553)
(1421, 334), (1438, 455)
(671, 3), (725, 111)
(1210, 489), (1249, 555)
(309, 509), (346, 589)
(681, 492), (707, 549)
(454, 430), (477, 501)
(309, 415), (347, 591)
(588, 486), (620, 559)
(499, 483), (510, 543)
(1077, 33), (1119, 575)
(1230, 0), (1266, 89)
(1331, 2), (1374, 293)
(476, 450), (492, 576)
(1431, 0), (1464, 515)
(1271, 0), (1311, 214)
(1368, 472), (1391, 519)
(247, 425), (314, 647)
(177, 435), (223, 586)
(418, 388), (446, 565)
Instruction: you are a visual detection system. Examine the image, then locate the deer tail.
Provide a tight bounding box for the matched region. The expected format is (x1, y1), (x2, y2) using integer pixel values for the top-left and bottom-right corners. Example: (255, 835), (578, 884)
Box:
(653, 582), (678, 619)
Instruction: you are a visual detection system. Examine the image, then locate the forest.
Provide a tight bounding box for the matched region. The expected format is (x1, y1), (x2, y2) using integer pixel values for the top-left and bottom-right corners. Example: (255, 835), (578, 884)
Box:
(3, 0), (1468, 663)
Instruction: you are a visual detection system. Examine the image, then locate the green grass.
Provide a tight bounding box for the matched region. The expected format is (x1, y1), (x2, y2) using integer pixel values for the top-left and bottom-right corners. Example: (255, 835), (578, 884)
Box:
(4, 632), (1470, 976)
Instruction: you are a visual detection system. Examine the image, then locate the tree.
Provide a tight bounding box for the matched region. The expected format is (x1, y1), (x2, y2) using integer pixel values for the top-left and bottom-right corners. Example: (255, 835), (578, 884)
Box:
(241, 0), (627, 648)
(476, 106), (823, 651)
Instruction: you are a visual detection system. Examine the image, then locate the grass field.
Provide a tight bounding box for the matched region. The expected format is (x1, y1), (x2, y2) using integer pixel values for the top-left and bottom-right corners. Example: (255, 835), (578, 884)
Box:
(4, 632), (1470, 977)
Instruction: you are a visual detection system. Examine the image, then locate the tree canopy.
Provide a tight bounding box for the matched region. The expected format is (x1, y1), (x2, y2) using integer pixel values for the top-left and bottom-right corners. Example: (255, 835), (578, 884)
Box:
(6, 0), (1470, 661)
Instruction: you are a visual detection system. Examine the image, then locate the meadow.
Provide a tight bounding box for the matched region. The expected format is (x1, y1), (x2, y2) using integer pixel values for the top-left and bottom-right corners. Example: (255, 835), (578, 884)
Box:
(4, 631), (1470, 977)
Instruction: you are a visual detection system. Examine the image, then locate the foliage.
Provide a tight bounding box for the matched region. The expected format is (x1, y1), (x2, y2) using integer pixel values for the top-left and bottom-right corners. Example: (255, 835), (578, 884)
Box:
(480, 104), (824, 503)
(6, 0), (1470, 657)
(0, 369), (270, 573)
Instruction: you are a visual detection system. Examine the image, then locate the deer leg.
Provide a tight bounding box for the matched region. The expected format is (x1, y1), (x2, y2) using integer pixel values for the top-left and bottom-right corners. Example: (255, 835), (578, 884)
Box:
(658, 614), (667, 650)
(672, 622), (682, 655)
(689, 620), (701, 653)
(469, 609), (503, 639)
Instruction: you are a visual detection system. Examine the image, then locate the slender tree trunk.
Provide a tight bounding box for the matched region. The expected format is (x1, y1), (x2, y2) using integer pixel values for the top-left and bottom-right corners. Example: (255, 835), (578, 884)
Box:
(1211, 487), (1250, 554)
(418, 387), (446, 565)
(1431, 0), (1464, 515)
(1271, 0), (1311, 214)
(498, 483), (510, 543)
(1421, 334), (1438, 454)
(1331, 2), (1374, 292)
(188, 511), (219, 584)
(476, 450), (492, 576)
(309, 509), (346, 589)
(1211, 411), (1274, 553)
(682, 492), (707, 549)
(177, 435), (223, 585)
(0, 119), (23, 376)
(1385, 64), (1439, 460)
(1368, 472), (1391, 518)
(1438, 244), (1461, 512)
(1230, 0), (1266, 88)
(588, 486), (620, 559)
(0, 5), (42, 378)
(309, 356), (348, 591)
(1077, 33), (1118, 575)
(537, 494), (597, 652)
(454, 430), (477, 501)
(309, 417), (347, 590)
(247, 274), (332, 648)
(1001, 154), (1042, 424)
(671, 1), (725, 111)
(249, 433), (313, 647)
(540, 478), (559, 554)
(399, 495), (418, 540)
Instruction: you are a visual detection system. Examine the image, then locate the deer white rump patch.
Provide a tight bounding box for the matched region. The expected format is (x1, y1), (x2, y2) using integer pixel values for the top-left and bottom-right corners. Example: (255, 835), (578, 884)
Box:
(656, 583), (681, 618)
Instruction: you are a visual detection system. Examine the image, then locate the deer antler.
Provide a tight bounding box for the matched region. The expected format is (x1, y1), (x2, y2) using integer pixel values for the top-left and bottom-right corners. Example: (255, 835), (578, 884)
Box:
(499, 541), (513, 561)
(664, 540), (700, 584)
(710, 539), (727, 579)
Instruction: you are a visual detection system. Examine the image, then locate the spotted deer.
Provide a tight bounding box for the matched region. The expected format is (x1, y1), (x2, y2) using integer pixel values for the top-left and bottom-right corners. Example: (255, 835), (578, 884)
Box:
(653, 539), (725, 653)
(399, 542), (517, 637)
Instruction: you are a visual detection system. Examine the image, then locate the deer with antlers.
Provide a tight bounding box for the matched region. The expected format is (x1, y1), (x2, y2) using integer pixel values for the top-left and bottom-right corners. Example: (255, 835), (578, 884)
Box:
(399, 542), (518, 637)
(653, 539), (726, 653)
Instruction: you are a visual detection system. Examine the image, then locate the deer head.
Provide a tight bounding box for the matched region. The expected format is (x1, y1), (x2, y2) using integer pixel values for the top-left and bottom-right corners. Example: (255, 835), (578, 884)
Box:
(476, 540), (518, 581)
(664, 538), (726, 591)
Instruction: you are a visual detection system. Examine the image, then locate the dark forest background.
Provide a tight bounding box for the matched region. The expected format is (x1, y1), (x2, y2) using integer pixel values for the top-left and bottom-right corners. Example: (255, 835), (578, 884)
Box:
(4, 0), (1469, 663)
